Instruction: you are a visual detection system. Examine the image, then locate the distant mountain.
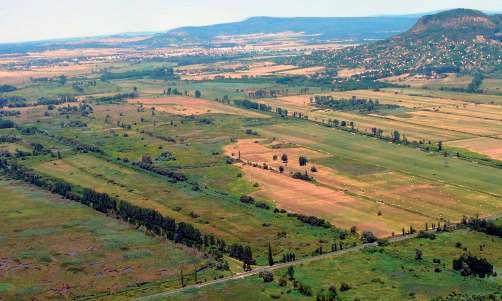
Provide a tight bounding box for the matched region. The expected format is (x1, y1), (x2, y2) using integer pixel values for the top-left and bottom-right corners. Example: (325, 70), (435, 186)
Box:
(141, 16), (420, 47)
(405, 9), (501, 40)
(0, 32), (154, 55)
(283, 9), (502, 77)
(0, 15), (421, 54)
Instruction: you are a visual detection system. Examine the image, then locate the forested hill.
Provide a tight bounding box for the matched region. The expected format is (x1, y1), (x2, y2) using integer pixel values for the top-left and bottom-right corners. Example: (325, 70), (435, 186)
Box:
(404, 8), (502, 40)
(141, 15), (420, 46)
(280, 9), (502, 78)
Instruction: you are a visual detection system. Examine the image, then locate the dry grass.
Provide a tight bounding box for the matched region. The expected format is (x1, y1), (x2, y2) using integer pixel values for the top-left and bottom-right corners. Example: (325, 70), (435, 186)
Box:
(447, 137), (502, 160)
(381, 73), (472, 88)
(223, 139), (433, 236)
(180, 62), (297, 81)
(256, 90), (502, 142)
(277, 66), (325, 76)
(0, 63), (97, 85)
(337, 68), (366, 78)
(128, 96), (268, 117)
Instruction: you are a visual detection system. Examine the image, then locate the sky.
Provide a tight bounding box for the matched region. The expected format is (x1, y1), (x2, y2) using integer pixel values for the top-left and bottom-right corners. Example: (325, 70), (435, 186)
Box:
(0, 0), (500, 43)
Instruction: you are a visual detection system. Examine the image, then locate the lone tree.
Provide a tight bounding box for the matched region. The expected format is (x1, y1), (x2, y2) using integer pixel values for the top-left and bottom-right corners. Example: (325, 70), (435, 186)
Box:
(287, 266), (295, 279)
(299, 155), (308, 166)
(361, 231), (377, 243)
(415, 249), (423, 260)
(268, 241), (274, 266)
(259, 271), (274, 283)
(392, 130), (401, 143)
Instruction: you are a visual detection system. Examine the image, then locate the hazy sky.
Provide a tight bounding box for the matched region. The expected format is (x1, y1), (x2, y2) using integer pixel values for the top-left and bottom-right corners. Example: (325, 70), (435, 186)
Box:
(0, 0), (500, 43)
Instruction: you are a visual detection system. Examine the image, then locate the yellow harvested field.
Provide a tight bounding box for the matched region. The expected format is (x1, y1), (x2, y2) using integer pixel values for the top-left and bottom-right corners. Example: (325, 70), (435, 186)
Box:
(337, 68), (366, 78)
(180, 62), (297, 80)
(278, 66), (325, 76)
(257, 96), (474, 142)
(385, 111), (502, 137)
(128, 97), (268, 118)
(255, 90), (502, 142)
(223, 139), (433, 236)
(447, 137), (502, 160)
(328, 90), (469, 109)
(381, 73), (472, 88)
(0, 63), (96, 85)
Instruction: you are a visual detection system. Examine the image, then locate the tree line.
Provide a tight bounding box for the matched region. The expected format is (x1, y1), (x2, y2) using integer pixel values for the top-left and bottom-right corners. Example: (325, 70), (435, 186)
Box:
(0, 158), (254, 264)
(233, 99), (272, 112)
(0, 84), (16, 93)
(95, 92), (139, 104)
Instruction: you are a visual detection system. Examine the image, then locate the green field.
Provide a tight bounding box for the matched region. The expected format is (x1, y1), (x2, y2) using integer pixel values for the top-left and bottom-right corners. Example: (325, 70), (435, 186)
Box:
(0, 178), (223, 300)
(1, 32), (502, 301)
(163, 229), (502, 301)
(8, 107), (354, 265)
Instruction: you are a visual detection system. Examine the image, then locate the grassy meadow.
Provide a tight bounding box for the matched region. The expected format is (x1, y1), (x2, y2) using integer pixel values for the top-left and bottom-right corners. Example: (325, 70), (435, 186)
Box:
(0, 178), (221, 300)
(161, 229), (502, 301)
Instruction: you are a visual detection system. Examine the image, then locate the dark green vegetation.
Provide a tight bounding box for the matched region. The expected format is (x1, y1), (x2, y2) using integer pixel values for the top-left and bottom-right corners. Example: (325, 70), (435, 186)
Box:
(311, 95), (401, 113)
(101, 67), (178, 81)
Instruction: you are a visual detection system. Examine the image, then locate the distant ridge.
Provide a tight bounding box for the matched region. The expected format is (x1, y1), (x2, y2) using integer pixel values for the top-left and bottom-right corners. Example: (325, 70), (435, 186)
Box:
(141, 15), (420, 47)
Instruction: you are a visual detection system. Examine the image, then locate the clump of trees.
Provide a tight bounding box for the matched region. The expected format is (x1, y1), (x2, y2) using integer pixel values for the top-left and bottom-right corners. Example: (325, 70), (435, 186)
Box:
(316, 286), (338, 301)
(233, 99), (272, 112)
(453, 254), (494, 278)
(312, 95), (400, 113)
(292, 171), (313, 182)
(134, 156), (187, 183)
(0, 85), (17, 93)
(0, 96), (27, 108)
(228, 244), (255, 265)
(417, 230), (437, 240)
(37, 95), (77, 106)
(287, 212), (331, 228)
(462, 217), (502, 238)
(95, 92), (139, 104)
(0, 119), (15, 129)
(0, 135), (19, 143)
(101, 67), (177, 81)
(259, 271), (274, 283)
(361, 231), (377, 243)
(240, 195), (255, 204)
(298, 155), (308, 166)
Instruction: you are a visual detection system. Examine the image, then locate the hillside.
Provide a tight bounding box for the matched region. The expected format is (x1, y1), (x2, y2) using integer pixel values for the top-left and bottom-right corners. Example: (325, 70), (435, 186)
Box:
(141, 16), (419, 47)
(281, 9), (502, 78)
(406, 8), (501, 40)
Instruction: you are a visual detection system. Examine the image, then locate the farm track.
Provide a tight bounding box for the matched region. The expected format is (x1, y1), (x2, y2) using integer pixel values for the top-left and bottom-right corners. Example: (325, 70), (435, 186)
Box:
(132, 213), (502, 301)
(133, 235), (413, 300)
